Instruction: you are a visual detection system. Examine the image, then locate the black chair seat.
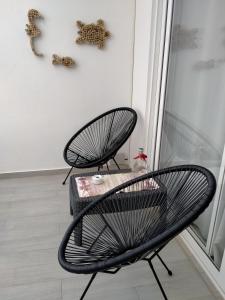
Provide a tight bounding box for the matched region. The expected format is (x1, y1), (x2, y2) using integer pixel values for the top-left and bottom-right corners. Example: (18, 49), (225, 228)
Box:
(58, 165), (216, 300)
(62, 107), (137, 184)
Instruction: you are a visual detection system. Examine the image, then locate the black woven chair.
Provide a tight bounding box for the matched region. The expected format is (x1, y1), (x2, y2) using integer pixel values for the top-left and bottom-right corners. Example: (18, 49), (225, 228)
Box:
(58, 165), (216, 300)
(62, 107), (137, 184)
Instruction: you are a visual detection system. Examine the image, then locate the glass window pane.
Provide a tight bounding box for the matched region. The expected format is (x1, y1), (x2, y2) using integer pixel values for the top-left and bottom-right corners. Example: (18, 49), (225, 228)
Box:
(159, 0), (225, 264)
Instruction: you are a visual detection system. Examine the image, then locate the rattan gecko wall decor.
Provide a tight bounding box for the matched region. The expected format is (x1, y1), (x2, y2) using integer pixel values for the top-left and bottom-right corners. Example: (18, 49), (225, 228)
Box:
(76, 19), (110, 49)
(25, 9), (43, 57)
(52, 54), (75, 67)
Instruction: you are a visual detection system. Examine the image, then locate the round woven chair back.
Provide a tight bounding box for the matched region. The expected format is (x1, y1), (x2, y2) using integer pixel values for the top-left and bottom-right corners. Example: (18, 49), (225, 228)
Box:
(64, 107), (137, 168)
(58, 165), (216, 274)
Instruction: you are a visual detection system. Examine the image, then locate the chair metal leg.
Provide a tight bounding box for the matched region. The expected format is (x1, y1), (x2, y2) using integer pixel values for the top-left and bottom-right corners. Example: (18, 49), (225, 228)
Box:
(113, 158), (120, 170)
(62, 167), (73, 185)
(156, 253), (172, 276)
(106, 162), (110, 172)
(80, 273), (97, 300)
(70, 202), (73, 216)
(147, 244), (173, 276)
(148, 261), (168, 300)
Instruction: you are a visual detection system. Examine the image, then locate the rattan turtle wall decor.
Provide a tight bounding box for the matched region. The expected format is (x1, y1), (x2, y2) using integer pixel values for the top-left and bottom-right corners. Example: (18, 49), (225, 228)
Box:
(76, 19), (110, 49)
(25, 9), (43, 57)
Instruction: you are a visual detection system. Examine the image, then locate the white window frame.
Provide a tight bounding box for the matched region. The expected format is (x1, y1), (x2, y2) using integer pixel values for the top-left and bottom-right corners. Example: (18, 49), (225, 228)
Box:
(132, 0), (225, 297)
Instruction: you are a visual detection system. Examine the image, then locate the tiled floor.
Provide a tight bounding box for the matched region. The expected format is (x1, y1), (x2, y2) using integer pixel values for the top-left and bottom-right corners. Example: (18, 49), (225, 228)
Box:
(0, 171), (221, 300)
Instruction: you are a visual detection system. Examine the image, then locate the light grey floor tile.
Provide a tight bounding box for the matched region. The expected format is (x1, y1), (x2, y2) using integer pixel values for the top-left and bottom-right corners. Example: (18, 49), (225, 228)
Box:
(136, 272), (216, 300)
(193, 296), (220, 300)
(159, 240), (187, 263)
(0, 214), (72, 253)
(4, 212), (71, 232)
(62, 271), (140, 300)
(59, 220), (73, 234)
(63, 283), (139, 300)
(9, 262), (76, 288)
(61, 258), (193, 297)
(0, 248), (58, 270)
(85, 259), (196, 292)
(0, 232), (62, 253)
(0, 280), (61, 300)
(0, 171), (221, 300)
(0, 222), (59, 242)
(0, 197), (69, 219)
(0, 268), (15, 288)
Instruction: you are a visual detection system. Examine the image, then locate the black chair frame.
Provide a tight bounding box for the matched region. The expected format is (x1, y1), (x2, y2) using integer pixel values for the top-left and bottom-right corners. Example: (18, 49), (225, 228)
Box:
(78, 242), (172, 300)
(59, 165), (216, 300)
(62, 107), (137, 184)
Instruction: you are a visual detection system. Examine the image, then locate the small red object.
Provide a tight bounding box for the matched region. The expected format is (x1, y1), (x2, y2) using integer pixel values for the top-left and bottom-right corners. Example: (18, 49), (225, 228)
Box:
(134, 153), (147, 161)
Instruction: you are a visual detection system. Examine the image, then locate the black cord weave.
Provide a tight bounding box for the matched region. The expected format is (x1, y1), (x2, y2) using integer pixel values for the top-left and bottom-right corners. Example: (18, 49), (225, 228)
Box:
(58, 165), (216, 274)
(63, 107), (137, 169)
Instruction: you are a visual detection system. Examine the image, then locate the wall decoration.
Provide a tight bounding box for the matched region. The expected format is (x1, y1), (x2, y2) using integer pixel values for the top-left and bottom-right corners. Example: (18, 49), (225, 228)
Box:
(76, 19), (110, 49)
(52, 54), (75, 67)
(25, 9), (43, 57)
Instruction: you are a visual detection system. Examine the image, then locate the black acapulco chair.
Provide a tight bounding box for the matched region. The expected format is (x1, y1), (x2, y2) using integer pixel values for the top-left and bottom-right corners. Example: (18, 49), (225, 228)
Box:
(62, 107), (137, 184)
(58, 165), (216, 300)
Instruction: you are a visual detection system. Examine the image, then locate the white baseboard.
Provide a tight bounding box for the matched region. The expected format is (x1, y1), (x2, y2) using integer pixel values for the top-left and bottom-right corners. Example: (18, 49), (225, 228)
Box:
(0, 164), (130, 179)
(0, 167), (72, 178)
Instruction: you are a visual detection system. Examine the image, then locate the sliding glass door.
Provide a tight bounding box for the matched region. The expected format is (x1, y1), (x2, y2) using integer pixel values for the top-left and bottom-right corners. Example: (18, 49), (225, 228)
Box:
(158, 0), (225, 267)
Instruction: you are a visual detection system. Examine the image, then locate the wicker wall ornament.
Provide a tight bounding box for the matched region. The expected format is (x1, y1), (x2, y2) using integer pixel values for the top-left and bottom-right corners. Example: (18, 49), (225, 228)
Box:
(25, 9), (43, 57)
(52, 54), (75, 67)
(76, 19), (110, 49)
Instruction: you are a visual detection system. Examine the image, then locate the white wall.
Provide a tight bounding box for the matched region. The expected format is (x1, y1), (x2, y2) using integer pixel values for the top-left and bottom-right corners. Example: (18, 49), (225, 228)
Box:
(130, 0), (167, 170)
(130, 0), (152, 166)
(0, 0), (135, 173)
